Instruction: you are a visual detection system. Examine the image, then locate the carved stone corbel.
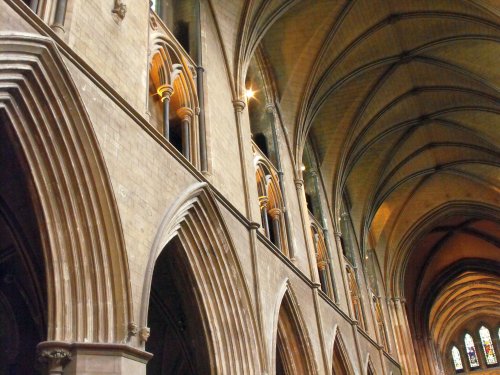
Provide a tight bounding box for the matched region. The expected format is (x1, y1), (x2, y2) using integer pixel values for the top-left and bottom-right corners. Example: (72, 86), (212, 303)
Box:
(38, 344), (72, 375)
(112, 0), (127, 21)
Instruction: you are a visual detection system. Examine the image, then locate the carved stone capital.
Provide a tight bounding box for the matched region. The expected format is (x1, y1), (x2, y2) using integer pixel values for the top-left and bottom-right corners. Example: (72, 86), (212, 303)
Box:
(268, 208), (282, 220)
(333, 231), (342, 238)
(259, 195), (269, 209)
(232, 99), (246, 112)
(177, 107), (194, 121)
(294, 178), (304, 189)
(265, 102), (275, 113)
(157, 84), (174, 101)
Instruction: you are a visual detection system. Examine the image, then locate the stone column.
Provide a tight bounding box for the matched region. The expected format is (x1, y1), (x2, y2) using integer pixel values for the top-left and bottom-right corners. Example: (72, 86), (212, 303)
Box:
(294, 178), (321, 282)
(393, 298), (419, 374)
(268, 207), (282, 250)
(52, 0), (68, 34)
(259, 196), (271, 238)
(177, 107), (194, 162)
(157, 84), (174, 140)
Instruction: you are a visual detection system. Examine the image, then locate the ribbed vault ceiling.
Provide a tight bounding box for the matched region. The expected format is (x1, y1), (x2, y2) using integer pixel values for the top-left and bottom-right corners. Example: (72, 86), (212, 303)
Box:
(213, 0), (500, 300)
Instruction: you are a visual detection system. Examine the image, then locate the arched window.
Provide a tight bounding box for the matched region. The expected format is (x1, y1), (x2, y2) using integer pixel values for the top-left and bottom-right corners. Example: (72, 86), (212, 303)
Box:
(310, 219), (332, 296)
(255, 157), (289, 256)
(479, 326), (497, 365)
(464, 333), (480, 368)
(149, 37), (199, 165)
(451, 346), (464, 371)
(346, 265), (364, 329)
(372, 295), (388, 350)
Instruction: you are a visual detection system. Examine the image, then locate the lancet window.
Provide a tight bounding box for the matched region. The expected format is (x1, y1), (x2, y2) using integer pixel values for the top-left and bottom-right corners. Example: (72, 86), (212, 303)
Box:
(346, 264), (364, 329)
(148, 36), (200, 167)
(479, 326), (497, 365)
(372, 295), (388, 350)
(310, 218), (333, 296)
(451, 346), (464, 371)
(464, 333), (480, 368)
(255, 157), (288, 256)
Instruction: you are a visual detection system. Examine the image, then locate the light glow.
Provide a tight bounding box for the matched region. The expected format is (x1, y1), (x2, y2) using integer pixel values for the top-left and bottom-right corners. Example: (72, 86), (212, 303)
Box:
(245, 88), (255, 100)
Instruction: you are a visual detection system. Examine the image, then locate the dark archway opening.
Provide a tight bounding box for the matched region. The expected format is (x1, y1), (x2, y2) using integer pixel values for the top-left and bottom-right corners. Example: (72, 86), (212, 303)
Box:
(0, 117), (46, 374)
(146, 236), (211, 375)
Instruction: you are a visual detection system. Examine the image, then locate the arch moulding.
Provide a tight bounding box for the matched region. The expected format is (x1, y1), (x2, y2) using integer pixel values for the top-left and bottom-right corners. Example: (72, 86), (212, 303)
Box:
(0, 32), (132, 344)
(140, 182), (263, 375)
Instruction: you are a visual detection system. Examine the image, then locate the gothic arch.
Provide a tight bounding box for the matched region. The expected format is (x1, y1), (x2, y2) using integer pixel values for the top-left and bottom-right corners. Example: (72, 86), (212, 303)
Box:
(271, 281), (318, 375)
(0, 33), (132, 343)
(331, 328), (355, 375)
(140, 182), (262, 374)
(365, 355), (377, 375)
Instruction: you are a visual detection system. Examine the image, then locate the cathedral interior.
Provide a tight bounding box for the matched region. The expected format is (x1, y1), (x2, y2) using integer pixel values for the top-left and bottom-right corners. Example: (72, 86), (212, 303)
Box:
(0, 0), (499, 374)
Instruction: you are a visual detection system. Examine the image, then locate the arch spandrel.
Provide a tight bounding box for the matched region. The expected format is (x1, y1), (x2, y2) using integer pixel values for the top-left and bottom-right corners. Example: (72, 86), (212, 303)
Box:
(140, 182), (263, 375)
(0, 32), (132, 343)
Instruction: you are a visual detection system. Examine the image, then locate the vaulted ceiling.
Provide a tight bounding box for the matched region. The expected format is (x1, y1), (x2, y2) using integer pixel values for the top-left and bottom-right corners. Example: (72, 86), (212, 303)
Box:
(210, 0), (500, 359)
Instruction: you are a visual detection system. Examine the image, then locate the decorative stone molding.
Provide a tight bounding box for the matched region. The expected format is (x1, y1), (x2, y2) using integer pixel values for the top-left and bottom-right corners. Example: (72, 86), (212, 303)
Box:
(249, 221), (261, 230)
(38, 348), (72, 363)
(112, 0), (127, 21)
(0, 33), (132, 343)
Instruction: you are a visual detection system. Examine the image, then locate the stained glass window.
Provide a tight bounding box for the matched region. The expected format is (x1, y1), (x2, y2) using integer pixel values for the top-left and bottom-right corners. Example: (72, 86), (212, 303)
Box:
(479, 326), (497, 365)
(465, 333), (480, 368)
(452, 346), (463, 371)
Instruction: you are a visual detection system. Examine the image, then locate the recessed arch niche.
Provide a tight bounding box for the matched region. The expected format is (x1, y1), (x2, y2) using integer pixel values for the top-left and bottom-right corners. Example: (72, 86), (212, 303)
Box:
(331, 330), (354, 375)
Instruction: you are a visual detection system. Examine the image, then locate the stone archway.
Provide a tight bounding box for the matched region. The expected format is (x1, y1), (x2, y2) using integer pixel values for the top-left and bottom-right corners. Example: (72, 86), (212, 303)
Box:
(0, 33), (132, 347)
(141, 182), (263, 375)
(273, 283), (317, 375)
(331, 329), (354, 375)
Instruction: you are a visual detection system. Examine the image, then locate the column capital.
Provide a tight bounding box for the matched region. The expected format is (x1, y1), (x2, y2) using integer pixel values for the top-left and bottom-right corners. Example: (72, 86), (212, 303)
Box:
(268, 207), (282, 219)
(265, 102), (276, 113)
(333, 231), (342, 238)
(157, 84), (174, 101)
(232, 99), (246, 112)
(177, 107), (194, 121)
(249, 221), (261, 230)
(259, 195), (269, 209)
(294, 178), (304, 189)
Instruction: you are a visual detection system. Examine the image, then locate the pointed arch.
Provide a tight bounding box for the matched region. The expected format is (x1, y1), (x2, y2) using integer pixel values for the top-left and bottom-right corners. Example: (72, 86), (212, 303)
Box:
(272, 281), (318, 375)
(365, 356), (377, 375)
(140, 182), (262, 374)
(0, 33), (132, 343)
(331, 328), (355, 375)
